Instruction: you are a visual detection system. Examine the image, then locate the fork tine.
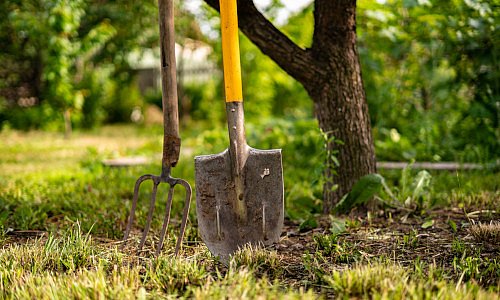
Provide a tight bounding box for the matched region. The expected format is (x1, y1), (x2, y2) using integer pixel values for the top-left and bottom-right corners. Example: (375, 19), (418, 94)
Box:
(122, 174), (192, 257)
(174, 179), (192, 256)
(155, 186), (175, 257)
(138, 179), (160, 252)
(122, 175), (153, 248)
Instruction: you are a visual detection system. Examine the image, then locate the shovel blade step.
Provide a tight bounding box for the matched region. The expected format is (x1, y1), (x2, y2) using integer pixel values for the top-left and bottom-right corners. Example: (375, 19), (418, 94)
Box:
(195, 147), (284, 260)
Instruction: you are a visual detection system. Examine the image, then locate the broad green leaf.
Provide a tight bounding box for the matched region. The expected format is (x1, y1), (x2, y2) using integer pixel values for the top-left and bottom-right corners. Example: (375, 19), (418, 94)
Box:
(421, 219), (434, 229)
(333, 174), (384, 214)
(412, 170), (432, 201)
(299, 216), (318, 232)
(330, 217), (347, 236)
(448, 220), (457, 233)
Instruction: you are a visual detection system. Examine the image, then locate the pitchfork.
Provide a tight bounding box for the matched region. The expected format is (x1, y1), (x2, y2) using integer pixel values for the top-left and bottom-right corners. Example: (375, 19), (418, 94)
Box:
(122, 0), (192, 257)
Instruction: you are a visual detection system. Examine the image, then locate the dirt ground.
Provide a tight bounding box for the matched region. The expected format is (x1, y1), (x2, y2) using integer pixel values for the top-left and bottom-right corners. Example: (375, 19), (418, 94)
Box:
(4, 208), (499, 292)
(273, 209), (499, 287)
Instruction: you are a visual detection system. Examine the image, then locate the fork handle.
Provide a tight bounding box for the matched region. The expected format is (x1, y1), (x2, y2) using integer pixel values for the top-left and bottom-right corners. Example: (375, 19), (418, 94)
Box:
(159, 0), (180, 167)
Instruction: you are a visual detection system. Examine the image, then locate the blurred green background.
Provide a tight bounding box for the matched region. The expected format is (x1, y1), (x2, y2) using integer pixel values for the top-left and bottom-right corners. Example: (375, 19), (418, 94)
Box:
(1, 0), (498, 163)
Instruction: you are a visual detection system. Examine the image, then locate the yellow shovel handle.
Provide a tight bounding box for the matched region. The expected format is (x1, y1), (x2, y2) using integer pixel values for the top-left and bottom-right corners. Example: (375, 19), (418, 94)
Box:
(220, 0), (243, 103)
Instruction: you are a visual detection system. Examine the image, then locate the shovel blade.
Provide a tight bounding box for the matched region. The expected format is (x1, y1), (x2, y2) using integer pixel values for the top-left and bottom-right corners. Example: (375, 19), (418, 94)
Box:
(195, 147), (283, 260)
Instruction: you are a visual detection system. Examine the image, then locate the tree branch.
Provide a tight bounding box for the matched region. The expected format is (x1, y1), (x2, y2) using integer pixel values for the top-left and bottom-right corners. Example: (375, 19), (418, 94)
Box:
(203, 0), (322, 86)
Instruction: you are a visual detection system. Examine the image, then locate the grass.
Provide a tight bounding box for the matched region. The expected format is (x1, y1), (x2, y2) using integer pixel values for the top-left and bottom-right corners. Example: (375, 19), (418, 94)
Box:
(0, 125), (499, 299)
(469, 221), (500, 244)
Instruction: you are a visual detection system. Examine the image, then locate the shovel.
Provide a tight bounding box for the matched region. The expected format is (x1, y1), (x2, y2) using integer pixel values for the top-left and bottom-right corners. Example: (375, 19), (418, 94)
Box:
(194, 0), (284, 260)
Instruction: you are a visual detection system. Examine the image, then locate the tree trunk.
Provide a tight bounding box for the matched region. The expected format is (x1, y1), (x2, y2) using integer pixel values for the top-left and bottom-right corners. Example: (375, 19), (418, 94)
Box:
(308, 0), (376, 213)
(203, 0), (377, 213)
(63, 109), (72, 139)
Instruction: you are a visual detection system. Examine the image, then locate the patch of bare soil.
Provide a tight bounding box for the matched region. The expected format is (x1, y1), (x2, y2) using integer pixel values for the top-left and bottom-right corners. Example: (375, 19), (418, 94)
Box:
(274, 208), (499, 288)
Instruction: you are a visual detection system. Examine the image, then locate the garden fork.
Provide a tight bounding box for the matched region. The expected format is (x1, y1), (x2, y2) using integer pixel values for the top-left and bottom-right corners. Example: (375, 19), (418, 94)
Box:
(122, 0), (192, 257)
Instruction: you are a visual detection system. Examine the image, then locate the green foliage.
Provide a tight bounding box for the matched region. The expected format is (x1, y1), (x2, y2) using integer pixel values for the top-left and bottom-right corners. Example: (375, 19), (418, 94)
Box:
(0, 0), (161, 131)
(1, 0), (497, 167)
(1, 0), (120, 132)
(190, 267), (315, 299)
(313, 236), (359, 263)
(358, 0), (499, 162)
(299, 216), (318, 232)
(448, 219), (458, 233)
(378, 165), (435, 210)
(79, 72), (107, 128)
(181, 80), (225, 123)
(452, 237), (466, 256)
(313, 234), (340, 256)
(312, 219), (359, 263)
(43, 0), (85, 110)
(421, 219), (435, 229)
(102, 81), (143, 124)
(453, 255), (500, 287)
(230, 245), (282, 278)
(322, 263), (499, 299)
(333, 174), (384, 214)
(0, 222), (94, 274)
(149, 256), (209, 296)
(401, 229), (420, 249)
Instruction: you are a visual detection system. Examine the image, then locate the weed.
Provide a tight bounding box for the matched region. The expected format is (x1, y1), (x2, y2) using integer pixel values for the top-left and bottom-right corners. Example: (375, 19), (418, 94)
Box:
(401, 229), (420, 249)
(452, 237), (466, 256)
(190, 267), (316, 299)
(323, 263), (498, 299)
(345, 218), (361, 230)
(302, 252), (327, 285)
(469, 221), (500, 244)
(412, 257), (426, 278)
(312, 234), (360, 264)
(299, 216), (319, 232)
(452, 256), (500, 287)
(385, 164), (434, 209)
(230, 245), (282, 278)
(448, 219), (458, 233)
(313, 234), (339, 256)
(5, 267), (145, 299)
(324, 263), (408, 297)
(0, 223), (94, 274)
(149, 256), (209, 296)
(332, 242), (361, 264)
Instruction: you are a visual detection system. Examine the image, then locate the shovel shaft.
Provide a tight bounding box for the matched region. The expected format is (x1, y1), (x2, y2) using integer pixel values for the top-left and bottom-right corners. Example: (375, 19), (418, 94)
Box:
(159, 0), (181, 168)
(220, 0), (243, 103)
(220, 0), (247, 177)
(226, 102), (247, 176)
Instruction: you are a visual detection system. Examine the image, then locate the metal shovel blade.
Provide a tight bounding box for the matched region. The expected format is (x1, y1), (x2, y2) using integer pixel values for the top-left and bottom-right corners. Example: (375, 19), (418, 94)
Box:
(195, 147), (283, 260)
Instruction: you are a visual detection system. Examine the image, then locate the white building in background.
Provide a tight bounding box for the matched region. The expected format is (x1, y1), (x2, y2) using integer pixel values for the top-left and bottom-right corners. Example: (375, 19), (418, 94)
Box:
(128, 39), (219, 94)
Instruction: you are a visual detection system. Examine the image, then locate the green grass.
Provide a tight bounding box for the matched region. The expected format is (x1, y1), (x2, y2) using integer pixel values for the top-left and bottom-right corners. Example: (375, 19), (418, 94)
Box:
(0, 125), (499, 299)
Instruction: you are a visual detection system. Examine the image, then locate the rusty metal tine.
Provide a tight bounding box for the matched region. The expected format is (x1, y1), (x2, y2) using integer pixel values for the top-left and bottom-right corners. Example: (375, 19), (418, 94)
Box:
(154, 186), (175, 257)
(138, 179), (160, 252)
(122, 175), (154, 248)
(174, 179), (192, 256)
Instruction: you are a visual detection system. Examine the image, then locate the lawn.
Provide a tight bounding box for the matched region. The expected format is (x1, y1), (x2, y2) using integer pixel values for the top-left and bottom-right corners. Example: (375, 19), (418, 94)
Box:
(0, 125), (498, 299)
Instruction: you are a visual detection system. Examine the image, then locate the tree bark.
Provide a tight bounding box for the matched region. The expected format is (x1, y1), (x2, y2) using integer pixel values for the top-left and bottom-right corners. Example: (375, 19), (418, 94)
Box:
(203, 0), (377, 213)
(310, 0), (376, 213)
